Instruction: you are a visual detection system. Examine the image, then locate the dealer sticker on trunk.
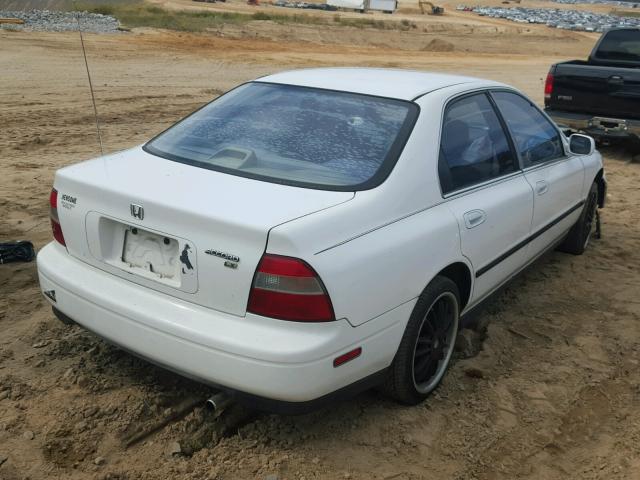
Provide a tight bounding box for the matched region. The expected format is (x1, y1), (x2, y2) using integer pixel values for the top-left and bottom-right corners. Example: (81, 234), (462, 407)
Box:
(60, 194), (77, 209)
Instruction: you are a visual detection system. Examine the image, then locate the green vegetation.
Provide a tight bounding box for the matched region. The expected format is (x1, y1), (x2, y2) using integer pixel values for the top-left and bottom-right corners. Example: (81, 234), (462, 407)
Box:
(612, 9), (640, 18)
(87, 4), (116, 15)
(74, 2), (252, 31)
(72, 2), (418, 32)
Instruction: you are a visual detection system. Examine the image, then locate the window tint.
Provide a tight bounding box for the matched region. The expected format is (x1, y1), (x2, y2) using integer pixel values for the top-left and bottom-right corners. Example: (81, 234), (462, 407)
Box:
(492, 91), (563, 167)
(439, 93), (517, 194)
(594, 29), (640, 62)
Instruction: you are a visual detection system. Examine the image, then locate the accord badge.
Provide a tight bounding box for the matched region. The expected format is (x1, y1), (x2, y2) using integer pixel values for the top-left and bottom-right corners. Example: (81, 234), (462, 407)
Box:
(205, 249), (240, 263)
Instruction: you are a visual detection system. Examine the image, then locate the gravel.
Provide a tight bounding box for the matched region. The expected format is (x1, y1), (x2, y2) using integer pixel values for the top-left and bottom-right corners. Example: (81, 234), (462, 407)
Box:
(0, 9), (120, 33)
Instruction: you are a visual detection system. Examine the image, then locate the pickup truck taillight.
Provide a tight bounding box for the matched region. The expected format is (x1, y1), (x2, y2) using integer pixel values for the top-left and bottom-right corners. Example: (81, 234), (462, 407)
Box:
(49, 188), (66, 246)
(544, 73), (554, 101)
(248, 254), (335, 322)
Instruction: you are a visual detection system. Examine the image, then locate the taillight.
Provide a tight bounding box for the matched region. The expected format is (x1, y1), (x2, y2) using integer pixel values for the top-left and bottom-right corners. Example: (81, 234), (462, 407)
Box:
(247, 254), (335, 322)
(544, 72), (554, 101)
(49, 188), (66, 246)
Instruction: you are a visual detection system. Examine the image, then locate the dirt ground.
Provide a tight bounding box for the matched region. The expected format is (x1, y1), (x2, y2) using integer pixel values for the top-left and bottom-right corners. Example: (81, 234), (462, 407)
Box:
(1, 5), (640, 479)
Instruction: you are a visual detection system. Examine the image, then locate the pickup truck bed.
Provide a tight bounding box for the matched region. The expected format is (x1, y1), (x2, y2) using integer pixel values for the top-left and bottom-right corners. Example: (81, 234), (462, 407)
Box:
(545, 28), (640, 143)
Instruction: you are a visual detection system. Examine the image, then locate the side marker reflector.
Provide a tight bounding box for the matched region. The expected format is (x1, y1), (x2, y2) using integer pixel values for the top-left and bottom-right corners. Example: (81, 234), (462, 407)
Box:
(333, 347), (362, 368)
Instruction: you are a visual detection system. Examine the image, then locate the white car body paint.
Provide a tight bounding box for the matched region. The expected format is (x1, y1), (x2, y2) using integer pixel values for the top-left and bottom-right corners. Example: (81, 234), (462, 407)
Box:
(37, 68), (604, 405)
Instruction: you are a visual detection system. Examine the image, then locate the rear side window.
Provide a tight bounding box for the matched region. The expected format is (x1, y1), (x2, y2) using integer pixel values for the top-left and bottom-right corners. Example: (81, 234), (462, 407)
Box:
(594, 29), (640, 62)
(492, 91), (563, 167)
(144, 82), (418, 191)
(439, 93), (517, 194)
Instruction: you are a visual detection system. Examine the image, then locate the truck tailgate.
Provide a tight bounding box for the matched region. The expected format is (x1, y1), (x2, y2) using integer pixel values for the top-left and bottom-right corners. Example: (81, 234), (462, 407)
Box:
(549, 62), (640, 120)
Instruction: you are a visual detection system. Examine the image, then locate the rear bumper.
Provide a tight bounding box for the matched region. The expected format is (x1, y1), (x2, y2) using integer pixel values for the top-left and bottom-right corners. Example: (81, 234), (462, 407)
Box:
(545, 109), (640, 140)
(37, 242), (409, 408)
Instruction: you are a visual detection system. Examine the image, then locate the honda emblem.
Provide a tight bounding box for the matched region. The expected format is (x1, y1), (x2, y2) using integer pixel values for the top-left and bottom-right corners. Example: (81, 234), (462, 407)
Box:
(130, 204), (144, 220)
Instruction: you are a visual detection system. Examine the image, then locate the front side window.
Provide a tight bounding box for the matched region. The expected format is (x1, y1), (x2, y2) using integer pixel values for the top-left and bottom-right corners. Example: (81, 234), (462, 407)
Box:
(492, 91), (563, 167)
(145, 82), (418, 190)
(439, 93), (518, 194)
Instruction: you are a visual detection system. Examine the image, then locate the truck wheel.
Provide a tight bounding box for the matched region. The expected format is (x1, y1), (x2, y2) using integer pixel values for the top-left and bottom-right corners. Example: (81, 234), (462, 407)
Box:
(627, 138), (640, 155)
(383, 276), (460, 405)
(558, 182), (598, 255)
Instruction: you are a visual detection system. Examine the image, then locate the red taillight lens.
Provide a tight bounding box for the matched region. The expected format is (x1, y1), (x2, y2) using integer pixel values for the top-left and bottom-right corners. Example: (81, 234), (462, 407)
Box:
(544, 72), (554, 101)
(49, 188), (66, 246)
(247, 254), (335, 322)
(51, 220), (66, 246)
(49, 188), (58, 209)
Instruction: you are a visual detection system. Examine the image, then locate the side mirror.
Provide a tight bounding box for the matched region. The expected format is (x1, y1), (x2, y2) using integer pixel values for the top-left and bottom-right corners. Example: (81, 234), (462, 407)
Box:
(569, 134), (595, 155)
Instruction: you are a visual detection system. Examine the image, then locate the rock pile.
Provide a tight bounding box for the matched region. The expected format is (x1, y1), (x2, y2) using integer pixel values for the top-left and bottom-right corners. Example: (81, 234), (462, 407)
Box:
(0, 9), (119, 33)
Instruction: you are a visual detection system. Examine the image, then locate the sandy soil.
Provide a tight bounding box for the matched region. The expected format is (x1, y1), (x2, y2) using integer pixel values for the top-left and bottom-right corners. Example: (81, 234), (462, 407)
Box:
(1, 9), (640, 480)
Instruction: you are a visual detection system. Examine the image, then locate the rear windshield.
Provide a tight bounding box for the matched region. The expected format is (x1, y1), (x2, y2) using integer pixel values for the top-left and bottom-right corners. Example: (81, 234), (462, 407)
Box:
(144, 82), (418, 190)
(594, 29), (640, 62)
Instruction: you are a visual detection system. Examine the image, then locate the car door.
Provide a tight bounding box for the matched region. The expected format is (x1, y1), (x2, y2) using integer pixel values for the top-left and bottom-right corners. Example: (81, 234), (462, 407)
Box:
(491, 91), (585, 261)
(439, 92), (534, 306)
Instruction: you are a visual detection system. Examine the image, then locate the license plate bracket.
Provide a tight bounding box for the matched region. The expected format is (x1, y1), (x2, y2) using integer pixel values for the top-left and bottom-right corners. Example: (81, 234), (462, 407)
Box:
(86, 212), (199, 293)
(590, 117), (627, 133)
(122, 227), (180, 279)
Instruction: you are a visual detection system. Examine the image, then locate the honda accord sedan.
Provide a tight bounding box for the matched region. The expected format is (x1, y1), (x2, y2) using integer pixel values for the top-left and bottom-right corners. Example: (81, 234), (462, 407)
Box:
(37, 68), (606, 412)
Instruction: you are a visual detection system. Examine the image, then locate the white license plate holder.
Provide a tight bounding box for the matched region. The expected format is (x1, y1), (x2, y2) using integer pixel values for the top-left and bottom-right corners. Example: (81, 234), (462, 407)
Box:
(118, 225), (198, 292)
(122, 228), (180, 279)
(85, 212), (199, 293)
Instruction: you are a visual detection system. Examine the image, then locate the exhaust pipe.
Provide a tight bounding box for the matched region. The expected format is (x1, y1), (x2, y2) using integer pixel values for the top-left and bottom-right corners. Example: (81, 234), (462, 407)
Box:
(206, 392), (232, 412)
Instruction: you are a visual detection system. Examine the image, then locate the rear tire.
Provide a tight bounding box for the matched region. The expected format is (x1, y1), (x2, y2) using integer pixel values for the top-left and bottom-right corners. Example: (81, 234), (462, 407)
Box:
(558, 182), (598, 255)
(383, 276), (460, 405)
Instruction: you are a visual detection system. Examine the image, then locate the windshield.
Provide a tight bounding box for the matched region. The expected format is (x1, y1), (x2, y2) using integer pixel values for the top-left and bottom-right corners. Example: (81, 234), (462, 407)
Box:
(144, 82), (418, 190)
(594, 29), (640, 62)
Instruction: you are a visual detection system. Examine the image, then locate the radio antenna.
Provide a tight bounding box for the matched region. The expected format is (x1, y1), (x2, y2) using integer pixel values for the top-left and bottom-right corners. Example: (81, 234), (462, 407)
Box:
(75, 8), (104, 156)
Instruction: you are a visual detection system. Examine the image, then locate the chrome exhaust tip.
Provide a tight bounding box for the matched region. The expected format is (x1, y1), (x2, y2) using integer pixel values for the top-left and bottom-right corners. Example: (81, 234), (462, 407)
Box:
(205, 392), (232, 412)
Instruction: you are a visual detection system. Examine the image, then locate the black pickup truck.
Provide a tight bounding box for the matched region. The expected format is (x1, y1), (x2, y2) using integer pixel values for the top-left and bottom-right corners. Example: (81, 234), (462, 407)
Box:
(545, 28), (640, 146)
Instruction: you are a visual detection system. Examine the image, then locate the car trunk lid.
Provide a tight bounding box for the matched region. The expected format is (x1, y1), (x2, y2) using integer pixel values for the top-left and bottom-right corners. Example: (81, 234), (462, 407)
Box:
(53, 146), (354, 316)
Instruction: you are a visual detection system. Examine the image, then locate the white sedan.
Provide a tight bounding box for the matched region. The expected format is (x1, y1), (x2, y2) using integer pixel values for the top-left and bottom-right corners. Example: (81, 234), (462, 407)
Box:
(37, 68), (606, 412)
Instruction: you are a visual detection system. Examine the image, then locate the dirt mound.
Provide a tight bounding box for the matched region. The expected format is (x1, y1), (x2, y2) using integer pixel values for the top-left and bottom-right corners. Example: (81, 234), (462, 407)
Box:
(422, 37), (455, 52)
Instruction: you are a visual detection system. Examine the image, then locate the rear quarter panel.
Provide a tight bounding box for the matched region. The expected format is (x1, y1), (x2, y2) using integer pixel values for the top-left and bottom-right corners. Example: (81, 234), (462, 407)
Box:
(310, 203), (467, 326)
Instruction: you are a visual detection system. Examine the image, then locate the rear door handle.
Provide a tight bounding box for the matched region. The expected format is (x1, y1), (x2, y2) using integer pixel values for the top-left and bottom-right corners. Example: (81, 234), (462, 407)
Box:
(463, 209), (486, 229)
(535, 180), (548, 195)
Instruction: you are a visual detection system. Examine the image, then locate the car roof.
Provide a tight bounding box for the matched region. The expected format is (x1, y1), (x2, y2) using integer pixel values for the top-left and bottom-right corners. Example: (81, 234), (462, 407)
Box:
(257, 68), (503, 101)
